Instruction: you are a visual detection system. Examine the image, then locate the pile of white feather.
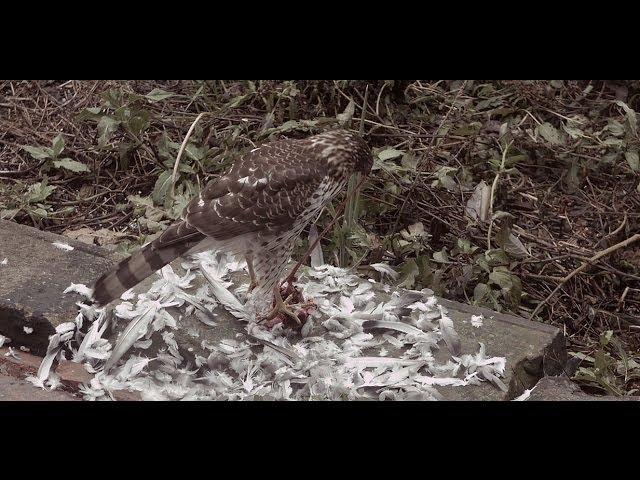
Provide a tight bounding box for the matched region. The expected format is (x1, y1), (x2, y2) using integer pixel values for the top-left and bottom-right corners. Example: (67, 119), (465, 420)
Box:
(28, 251), (508, 401)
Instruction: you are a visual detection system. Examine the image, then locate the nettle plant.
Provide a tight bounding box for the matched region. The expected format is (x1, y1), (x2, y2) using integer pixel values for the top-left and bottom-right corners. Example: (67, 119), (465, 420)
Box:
(572, 330), (640, 396)
(22, 134), (90, 174)
(70, 87), (260, 254)
(75, 88), (157, 171)
(0, 177), (73, 226)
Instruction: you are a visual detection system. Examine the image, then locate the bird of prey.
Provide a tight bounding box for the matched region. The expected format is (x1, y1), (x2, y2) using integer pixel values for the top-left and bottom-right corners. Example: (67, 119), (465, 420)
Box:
(92, 129), (373, 321)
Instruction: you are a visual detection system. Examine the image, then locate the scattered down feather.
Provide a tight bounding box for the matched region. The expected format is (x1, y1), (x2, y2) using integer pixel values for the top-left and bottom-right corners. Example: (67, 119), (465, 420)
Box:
(438, 305), (461, 356)
(104, 303), (157, 372)
(199, 264), (246, 319)
(37, 246), (510, 401)
(361, 320), (426, 337)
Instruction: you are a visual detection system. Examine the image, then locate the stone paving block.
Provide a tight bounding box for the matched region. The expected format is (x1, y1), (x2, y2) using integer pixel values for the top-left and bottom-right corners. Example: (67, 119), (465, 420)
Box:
(0, 373), (78, 401)
(0, 346), (140, 401)
(0, 219), (120, 355)
(115, 259), (566, 401)
(1, 219), (568, 400)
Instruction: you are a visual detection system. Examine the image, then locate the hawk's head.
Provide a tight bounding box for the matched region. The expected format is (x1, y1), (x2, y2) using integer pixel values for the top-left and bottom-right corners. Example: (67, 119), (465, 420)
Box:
(308, 130), (373, 179)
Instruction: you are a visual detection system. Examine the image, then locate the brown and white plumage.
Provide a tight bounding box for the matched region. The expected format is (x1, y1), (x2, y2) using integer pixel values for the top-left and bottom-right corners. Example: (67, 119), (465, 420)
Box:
(92, 129), (373, 311)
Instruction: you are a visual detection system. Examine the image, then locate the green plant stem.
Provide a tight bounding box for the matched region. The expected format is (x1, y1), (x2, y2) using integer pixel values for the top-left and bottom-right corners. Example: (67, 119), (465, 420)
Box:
(487, 140), (513, 250)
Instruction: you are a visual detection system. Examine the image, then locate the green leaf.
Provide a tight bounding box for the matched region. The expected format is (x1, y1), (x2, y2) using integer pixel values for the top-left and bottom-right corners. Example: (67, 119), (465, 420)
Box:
(126, 109), (150, 135)
(451, 124), (480, 136)
(489, 266), (522, 307)
(118, 142), (136, 170)
(563, 123), (584, 139)
(397, 258), (419, 289)
(601, 330), (614, 347)
(226, 94), (250, 109)
(167, 193), (191, 220)
(603, 137), (624, 147)
(138, 217), (167, 234)
(415, 255), (433, 286)
(605, 119), (626, 137)
(491, 210), (514, 221)
(25, 181), (56, 204)
(52, 134), (65, 157)
(28, 207), (48, 219)
(625, 150), (639, 171)
(144, 205), (166, 222)
(485, 249), (510, 266)
(155, 131), (175, 161)
(458, 238), (479, 255)
(0, 208), (20, 220)
(53, 158), (90, 173)
(537, 122), (565, 145)
(145, 88), (175, 102)
(566, 159), (581, 191)
(432, 248), (449, 263)
(432, 165), (459, 192)
(152, 171), (173, 206)
(263, 119), (320, 136)
(184, 143), (206, 162)
(401, 153), (418, 171)
(127, 194), (153, 208)
(473, 283), (491, 303)
(378, 148), (405, 161)
(489, 267), (514, 290)
(497, 231), (529, 258)
(475, 255), (491, 273)
(102, 88), (125, 110)
(570, 352), (595, 363)
(97, 116), (120, 148)
(22, 145), (53, 160)
(75, 107), (104, 122)
(614, 100), (637, 135)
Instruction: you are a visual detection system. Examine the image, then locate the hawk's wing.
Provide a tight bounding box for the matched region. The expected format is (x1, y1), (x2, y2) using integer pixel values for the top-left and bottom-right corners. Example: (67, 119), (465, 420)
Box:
(93, 139), (325, 306)
(179, 139), (325, 241)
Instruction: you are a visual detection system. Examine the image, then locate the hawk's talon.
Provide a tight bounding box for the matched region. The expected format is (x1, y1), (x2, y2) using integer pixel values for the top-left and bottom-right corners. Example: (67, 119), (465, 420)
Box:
(260, 287), (300, 324)
(258, 285), (314, 328)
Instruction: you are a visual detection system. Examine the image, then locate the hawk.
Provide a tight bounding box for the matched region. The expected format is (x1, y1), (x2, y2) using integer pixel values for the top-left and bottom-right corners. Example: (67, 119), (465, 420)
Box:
(92, 129), (373, 319)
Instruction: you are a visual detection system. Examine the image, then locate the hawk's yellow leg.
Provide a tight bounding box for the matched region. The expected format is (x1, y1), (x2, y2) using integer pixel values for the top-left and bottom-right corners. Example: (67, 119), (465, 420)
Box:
(246, 253), (258, 292)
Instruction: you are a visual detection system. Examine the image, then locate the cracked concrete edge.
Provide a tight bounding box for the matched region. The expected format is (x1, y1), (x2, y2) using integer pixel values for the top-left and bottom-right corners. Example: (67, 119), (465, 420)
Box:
(437, 298), (560, 335)
(505, 332), (567, 400)
(0, 219), (124, 262)
(0, 347), (140, 401)
(0, 219), (124, 355)
(437, 297), (568, 400)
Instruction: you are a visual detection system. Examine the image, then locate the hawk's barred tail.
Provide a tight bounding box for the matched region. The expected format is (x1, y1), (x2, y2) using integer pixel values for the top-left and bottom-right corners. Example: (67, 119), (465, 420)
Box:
(92, 236), (199, 306)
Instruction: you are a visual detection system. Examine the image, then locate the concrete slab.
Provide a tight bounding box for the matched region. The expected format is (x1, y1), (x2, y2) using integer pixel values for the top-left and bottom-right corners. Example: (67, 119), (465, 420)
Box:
(1, 219), (567, 400)
(435, 299), (565, 400)
(113, 259), (566, 400)
(0, 346), (140, 401)
(0, 373), (78, 401)
(0, 219), (120, 355)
